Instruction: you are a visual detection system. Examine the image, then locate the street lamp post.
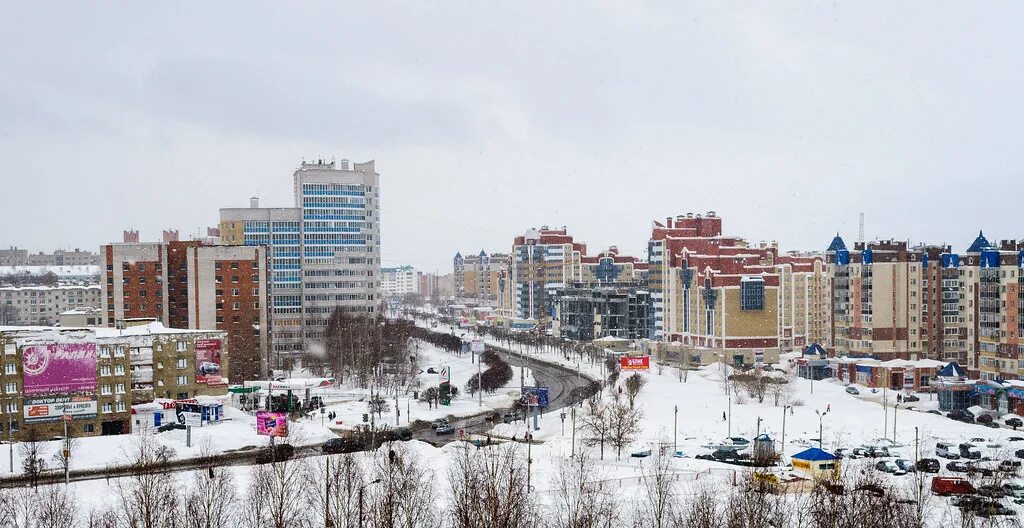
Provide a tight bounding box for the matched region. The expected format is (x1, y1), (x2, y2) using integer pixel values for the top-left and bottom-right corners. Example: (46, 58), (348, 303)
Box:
(781, 405), (792, 464)
(673, 405), (678, 456)
(815, 408), (830, 449)
(893, 404), (899, 445)
(358, 479), (382, 527)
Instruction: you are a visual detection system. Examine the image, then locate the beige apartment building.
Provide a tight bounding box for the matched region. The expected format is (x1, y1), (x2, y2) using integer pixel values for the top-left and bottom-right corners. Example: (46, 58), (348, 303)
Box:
(0, 285), (102, 326)
(510, 227), (585, 324)
(453, 251), (508, 303)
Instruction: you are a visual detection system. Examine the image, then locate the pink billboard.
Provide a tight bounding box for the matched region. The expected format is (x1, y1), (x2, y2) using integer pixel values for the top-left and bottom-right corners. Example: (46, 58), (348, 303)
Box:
(256, 411), (289, 437)
(22, 343), (98, 395)
(194, 339), (224, 386)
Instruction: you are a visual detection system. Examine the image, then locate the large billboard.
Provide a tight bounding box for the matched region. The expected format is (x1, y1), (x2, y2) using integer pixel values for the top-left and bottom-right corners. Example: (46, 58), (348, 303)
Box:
(620, 356), (650, 371)
(176, 402), (203, 427)
(256, 411), (289, 437)
(522, 386), (549, 407)
(23, 395), (98, 424)
(22, 343), (97, 395)
(194, 339), (224, 386)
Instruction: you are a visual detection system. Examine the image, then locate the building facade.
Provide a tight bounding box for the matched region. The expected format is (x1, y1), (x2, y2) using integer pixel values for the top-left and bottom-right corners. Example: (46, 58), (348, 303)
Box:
(219, 159), (381, 367)
(511, 227), (585, 324)
(0, 247), (99, 267)
(0, 322), (227, 441)
(0, 285), (102, 326)
(555, 284), (652, 341)
(580, 247), (648, 285)
(381, 266), (417, 296)
(453, 251), (509, 303)
(100, 241), (269, 381)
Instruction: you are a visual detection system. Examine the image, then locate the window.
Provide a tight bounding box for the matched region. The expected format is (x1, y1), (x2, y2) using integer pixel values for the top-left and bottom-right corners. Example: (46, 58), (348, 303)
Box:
(232, 302), (240, 310)
(740, 278), (765, 311)
(176, 358), (187, 369)
(83, 424), (94, 433)
(100, 366), (111, 377)
(116, 401), (127, 413)
(114, 346), (125, 357)
(232, 289), (239, 296)
(5, 402), (16, 413)
(176, 341), (187, 352)
(102, 403), (113, 414)
(115, 383), (125, 394)
(101, 384), (112, 395)
(114, 364), (125, 375)
(3, 364), (15, 375)
(177, 375), (188, 385)
(4, 382), (15, 394)
(99, 347), (111, 358)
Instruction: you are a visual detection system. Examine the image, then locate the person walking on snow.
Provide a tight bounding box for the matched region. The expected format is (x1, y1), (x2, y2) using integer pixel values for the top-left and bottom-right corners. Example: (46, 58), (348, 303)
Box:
(722, 411), (727, 421)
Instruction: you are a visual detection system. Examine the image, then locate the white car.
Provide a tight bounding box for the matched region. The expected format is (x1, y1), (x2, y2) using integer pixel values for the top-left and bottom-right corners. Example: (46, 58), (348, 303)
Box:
(1002, 481), (1024, 497)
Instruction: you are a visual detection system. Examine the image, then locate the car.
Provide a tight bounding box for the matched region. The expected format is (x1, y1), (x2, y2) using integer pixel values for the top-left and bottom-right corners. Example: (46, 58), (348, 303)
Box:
(435, 425), (456, 435)
(984, 422), (1001, 429)
(1007, 418), (1024, 428)
(1003, 481), (1024, 498)
(631, 449), (652, 458)
(836, 448), (860, 459)
(852, 447), (871, 458)
(255, 444), (295, 464)
(1009, 437), (1024, 442)
(932, 476), (976, 496)
(875, 460), (904, 475)
(322, 437), (361, 454)
(936, 442), (960, 459)
(947, 461), (971, 473)
(977, 485), (1006, 498)
(727, 437), (751, 446)
(1017, 449), (1024, 459)
(502, 413), (520, 423)
(845, 386), (860, 395)
(894, 459), (916, 473)
(927, 410), (942, 415)
(959, 443), (982, 460)
(430, 418), (449, 428)
(868, 447), (892, 458)
(916, 458), (941, 473)
(966, 462), (996, 477)
(1000, 460), (1022, 473)
(977, 414), (995, 424)
(948, 410), (974, 423)
(902, 395), (920, 403)
(157, 422), (186, 433)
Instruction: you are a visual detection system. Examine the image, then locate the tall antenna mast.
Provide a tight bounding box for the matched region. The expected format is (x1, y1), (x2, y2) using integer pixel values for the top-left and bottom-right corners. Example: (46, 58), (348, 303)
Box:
(858, 212), (865, 243)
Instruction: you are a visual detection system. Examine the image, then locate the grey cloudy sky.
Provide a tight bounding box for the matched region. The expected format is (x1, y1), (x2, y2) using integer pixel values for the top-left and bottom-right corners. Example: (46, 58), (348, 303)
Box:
(2, 3), (1021, 271)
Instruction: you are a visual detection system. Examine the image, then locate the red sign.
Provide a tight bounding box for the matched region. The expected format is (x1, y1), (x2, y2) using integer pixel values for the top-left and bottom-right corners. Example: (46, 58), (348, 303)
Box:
(620, 356), (650, 371)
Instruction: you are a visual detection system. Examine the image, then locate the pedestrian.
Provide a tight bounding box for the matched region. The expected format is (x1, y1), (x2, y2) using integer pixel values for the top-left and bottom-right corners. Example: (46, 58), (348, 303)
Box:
(722, 411), (726, 421)
(790, 406), (794, 416)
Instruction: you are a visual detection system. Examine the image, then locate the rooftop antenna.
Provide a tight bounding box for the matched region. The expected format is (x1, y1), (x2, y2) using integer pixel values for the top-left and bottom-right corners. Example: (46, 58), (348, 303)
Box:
(858, 212), (865, 243)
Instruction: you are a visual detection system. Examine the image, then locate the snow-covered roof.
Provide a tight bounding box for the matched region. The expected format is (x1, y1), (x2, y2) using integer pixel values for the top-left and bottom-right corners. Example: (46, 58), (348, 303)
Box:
(0, 284), (100, 292)
(0, 321), (220, 338)
(0, 265), (99, 277)
(792, 447), (837, 462)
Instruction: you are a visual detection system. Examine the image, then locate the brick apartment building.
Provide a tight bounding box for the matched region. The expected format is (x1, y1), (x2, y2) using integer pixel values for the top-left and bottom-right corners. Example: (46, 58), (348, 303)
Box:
(454, 251), (509, 303)
(101, 241), (268, 381)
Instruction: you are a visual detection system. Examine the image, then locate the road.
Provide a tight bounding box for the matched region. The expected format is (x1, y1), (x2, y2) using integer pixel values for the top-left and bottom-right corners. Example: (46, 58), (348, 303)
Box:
(3, 330), (596, 487)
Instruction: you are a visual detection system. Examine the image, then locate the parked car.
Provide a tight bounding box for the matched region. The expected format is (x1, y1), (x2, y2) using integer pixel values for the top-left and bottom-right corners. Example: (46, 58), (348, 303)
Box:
(936, 442), (960, 459)
(852, 447), (871, 458)
(876, 460), (904, 475)
(946, 461), (971, 473)
(868, 447), (892, 458)
(977, 414), (995, 424)
(894, 459), (916, 473)
(1000, 460), (1023, 473)
(1007, 418), (1024, 428)
(931, 476), (976, 496)
(927, 410), (942, 415)
(903, 395), (920, 403)
(977, 484), (1006, 498)
(917, 458), (941, 473)
(1009, 436), (1024, 442)
(836, 448), (861, 459)
(845, 386), (860, 395)
(1016, 449), (1024, 459)
(948, 410), (974, 423)
(1003, 481), (1024, 498)
(502, 413), (520, 423)
(984, 422), (1002, 429)
(255, 444), (295, 464)
(959, 443), (982, 460)
(631, 449), (652, 458)
(966, 462), (995, 477)
(322, 437), (361, 455)
(435, 425), (456, 435)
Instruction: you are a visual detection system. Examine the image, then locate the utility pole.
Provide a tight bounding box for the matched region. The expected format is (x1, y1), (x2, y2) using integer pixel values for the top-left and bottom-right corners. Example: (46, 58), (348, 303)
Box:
(63, 415), (70, 485)
(893, 404), (899, 445)
(570, 405), (576, 457)
(478, 351), (483, 408)
(673, 405), (678, 456)
(781, 405), (791, 465)
(526, 432), (533, 491)
(883, 386), (888, 440)
(324, 456), (332, 528)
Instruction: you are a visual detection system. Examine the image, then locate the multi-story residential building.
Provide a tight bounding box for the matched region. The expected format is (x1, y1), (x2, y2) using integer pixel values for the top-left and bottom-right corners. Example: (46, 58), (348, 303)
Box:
(0, 247), (99, 267)
(381, 266), (417, 296)
(555, 284), (652, 341)
(511, 227), (585, 324)
(0, 265), (100, 287)
(0, 285), (102, 326)
(0, 321), (226, 440)
(646, 212), (827, 366)
(453, 251), (509, 303)
(580, 247), (648, 285)
(100, 241), (269, 381)
(219, 158), (381, 367)
(826, 237), (925, 361)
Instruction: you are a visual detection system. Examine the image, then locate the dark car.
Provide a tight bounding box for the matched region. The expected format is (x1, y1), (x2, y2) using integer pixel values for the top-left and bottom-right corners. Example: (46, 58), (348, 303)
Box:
(966, 462), (995, 477)
(1009, 437), (1024, 442)
(903, 395), (920, 403)
(948, 410), (975, 423)
(1008, 418), (1024, 428)
(868, 447), (892, 458)
(1016, 449), (1024, 459)
(255, 444), (295, 464)
(157, 422), (186, 433)
(916, 458), (941, 473)
(984, 422), (1001, 429)
(977, 414), (995, 424)
(322, 437), (362, 454)
(927, 410), (942, 415)
(977, 484), (1006, 498)
(947, 461), (971, 473)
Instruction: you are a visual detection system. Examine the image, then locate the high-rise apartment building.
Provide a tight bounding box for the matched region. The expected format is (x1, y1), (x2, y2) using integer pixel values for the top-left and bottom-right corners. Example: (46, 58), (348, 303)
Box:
(100, 241), (268, 381)
(646, 213), (827, 364)
(219, 159), (381, 367)
(826, 237), (924, 360)
(381, 266), (417, 296)
(580, 247), (648, 285)
(453, 251), (509, 303)
(0, 284), (102, 325)
(510, 227), (585, 323)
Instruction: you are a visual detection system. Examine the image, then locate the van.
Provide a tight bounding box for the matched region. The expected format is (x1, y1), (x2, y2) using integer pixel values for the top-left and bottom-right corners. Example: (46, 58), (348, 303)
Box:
(931, 476), (976, 496)
(959, 443), (982, 460)
(936, 442), (960, 460)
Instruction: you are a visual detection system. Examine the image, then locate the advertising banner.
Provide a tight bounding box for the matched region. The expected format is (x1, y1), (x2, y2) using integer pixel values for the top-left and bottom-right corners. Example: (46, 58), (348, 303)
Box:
(194, 339), (224, 386)
(522, 386), (550, 407)
(176, 402), (203, 427)
(24, 395), (97, 424)
(256, 411), (289, 437)
(22, 343), (97, 395)
(620, 356), (650, 371)
(471, 339), (485, 353)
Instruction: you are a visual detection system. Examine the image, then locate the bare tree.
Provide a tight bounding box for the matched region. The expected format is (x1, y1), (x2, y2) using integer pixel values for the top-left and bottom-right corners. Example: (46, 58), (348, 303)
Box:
(638, 451), (676, 528)
(51, 434), (80, 481)
(18, 427), (47, 488)
(549, 452), (619, 528)
(448, 444), (538, 528)
(767, 375), (794, 407)
(112, 435), (183, 528)
(309, 453), (364, 528)
(580, 397), (611, 460)
(242, 457), (312, 528)
(0, 485), (78, 528)
(608, 401), (643, 460)
(183, 466), (238, 528)
(624, 372), (647, 409)
(365, 443), (438, 528)
(678, 483), (720, 528)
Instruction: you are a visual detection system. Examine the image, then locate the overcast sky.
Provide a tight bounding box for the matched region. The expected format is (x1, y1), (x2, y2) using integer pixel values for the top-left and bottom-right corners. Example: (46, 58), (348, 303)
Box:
(2, 3), (1021, 271)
